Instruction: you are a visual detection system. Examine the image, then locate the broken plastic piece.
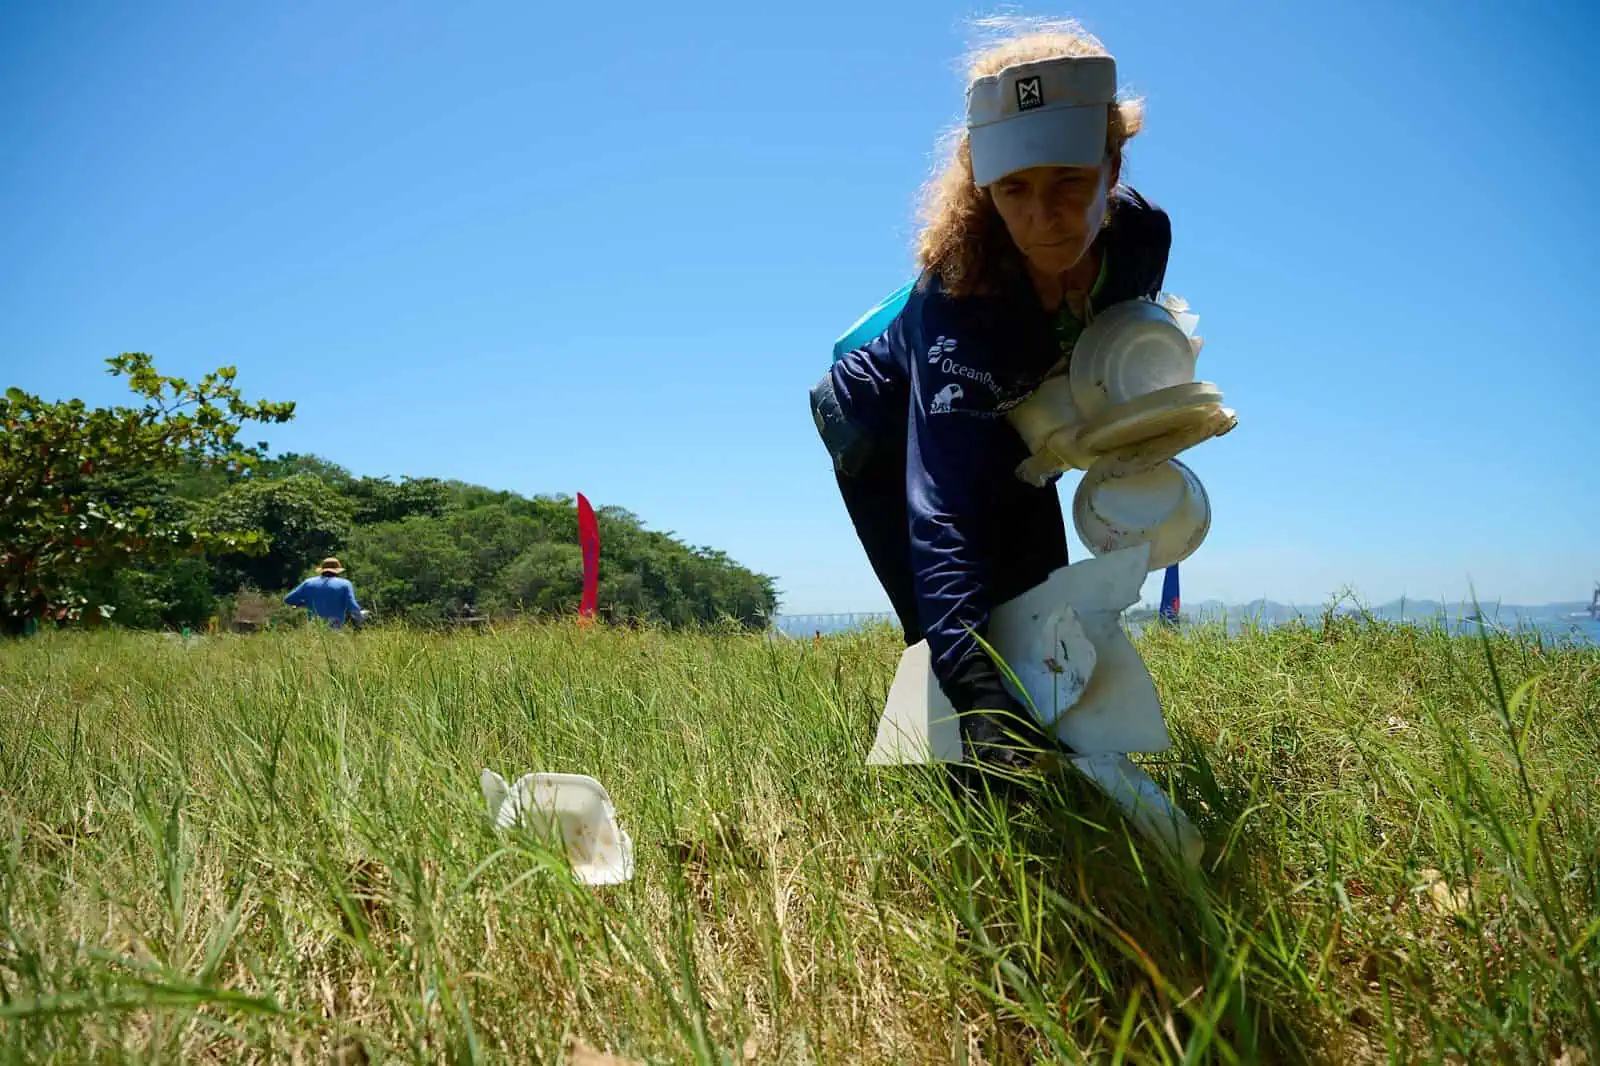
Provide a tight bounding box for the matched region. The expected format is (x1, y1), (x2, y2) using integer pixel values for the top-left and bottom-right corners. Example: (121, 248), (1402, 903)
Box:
(869, 543), (1169, 763)
(480, 770), (635, 886)
(1068, 752), (1204, 868)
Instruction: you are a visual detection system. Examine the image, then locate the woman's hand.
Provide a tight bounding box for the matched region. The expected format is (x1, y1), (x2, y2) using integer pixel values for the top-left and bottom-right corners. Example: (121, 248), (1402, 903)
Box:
(959, 703), (1052, 773)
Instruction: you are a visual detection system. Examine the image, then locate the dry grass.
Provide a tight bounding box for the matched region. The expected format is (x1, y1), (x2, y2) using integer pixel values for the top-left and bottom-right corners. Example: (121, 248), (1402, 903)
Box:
(0, 616), (1596, 1063)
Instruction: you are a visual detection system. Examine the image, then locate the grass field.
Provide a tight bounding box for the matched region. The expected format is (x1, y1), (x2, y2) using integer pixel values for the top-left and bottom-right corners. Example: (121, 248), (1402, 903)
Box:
(1, 617), (1597, 1064)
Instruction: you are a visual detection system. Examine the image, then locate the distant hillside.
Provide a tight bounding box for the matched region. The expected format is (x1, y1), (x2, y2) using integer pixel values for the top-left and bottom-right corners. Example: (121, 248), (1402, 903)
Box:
(104, 452), (778, 630)
(1178, 598), (1591, 625)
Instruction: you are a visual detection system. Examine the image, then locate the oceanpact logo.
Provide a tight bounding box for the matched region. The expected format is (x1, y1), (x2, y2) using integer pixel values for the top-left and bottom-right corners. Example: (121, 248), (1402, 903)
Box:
(927, 336), (958, 363)
(1015, 75), (1043, 112)
(929, 383), (964, 414)
(940, 359), (997, 391)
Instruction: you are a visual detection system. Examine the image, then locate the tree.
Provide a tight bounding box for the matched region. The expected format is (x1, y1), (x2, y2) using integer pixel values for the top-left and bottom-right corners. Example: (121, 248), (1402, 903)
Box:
(488, 542), (584, 615)
(344, 476), (452, 525)
(100, 556), (218, 630)
(250, 453), (355, 486)
(2, 357), (780, 631)
(0, 354), (293, 632)
(447, 505), (540, 583)
(341, 516), (474, 622)
(204, 474), (354, 592)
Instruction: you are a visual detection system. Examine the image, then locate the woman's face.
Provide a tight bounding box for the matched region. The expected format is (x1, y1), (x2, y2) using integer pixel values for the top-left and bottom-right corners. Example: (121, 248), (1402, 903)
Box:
(988, 162), (1112, 276)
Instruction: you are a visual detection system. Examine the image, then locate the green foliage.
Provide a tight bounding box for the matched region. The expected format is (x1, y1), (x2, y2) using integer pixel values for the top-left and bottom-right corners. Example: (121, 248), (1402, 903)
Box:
(0, 354), (294, 631)
(341, 516), (475, 623)
(98, 556), (218, 630)
(343, 475), (452, 525)
(249, 452), (354, 486)
(486, 542), (585, 615)
(203, 474), (354, 592)
(341, 498), (777, 627)
(3, 358), (775, 632)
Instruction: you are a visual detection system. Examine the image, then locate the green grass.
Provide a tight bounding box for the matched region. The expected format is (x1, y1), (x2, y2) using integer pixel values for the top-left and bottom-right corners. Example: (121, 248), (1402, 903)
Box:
(1, 616), (1596, 1064)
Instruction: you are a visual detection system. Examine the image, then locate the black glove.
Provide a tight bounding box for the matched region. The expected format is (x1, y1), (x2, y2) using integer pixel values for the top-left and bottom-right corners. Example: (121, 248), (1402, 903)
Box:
(945, 656), (1055, 771)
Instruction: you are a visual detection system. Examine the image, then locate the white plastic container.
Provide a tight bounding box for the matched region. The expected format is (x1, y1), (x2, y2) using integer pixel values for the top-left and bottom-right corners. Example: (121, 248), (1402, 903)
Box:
(480, 770), (635, 886)
(1075, 382), (1225, 455)
(1070, 299), (1197, 417)
(868, 543), (1172, 761)
(1008, 375), (1098, 484)
(1072, 457), (1211, 572)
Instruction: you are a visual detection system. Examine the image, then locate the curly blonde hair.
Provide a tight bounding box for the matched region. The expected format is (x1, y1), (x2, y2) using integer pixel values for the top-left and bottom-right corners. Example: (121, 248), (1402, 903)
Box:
(916, 17), (1145, 298)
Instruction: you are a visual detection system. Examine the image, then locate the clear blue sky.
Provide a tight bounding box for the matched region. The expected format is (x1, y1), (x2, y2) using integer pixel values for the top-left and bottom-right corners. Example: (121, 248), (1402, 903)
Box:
(3, 1), (1596, 612)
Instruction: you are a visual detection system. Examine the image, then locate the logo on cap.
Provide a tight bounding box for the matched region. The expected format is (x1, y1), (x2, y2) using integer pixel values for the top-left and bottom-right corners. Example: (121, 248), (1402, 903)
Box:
(1015, 75), (1043, 112)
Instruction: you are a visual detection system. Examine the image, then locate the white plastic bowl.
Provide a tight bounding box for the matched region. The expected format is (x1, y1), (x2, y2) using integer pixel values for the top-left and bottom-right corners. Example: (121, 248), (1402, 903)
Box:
(1069, 299), (1197, 418)
(1072, 457), (1211, 571)
(481, 770), (635, 886)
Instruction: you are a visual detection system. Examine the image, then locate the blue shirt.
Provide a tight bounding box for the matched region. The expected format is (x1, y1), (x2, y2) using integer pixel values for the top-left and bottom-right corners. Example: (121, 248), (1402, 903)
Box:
(827, 186), (1171, 711)
(284, 574), (363, 627)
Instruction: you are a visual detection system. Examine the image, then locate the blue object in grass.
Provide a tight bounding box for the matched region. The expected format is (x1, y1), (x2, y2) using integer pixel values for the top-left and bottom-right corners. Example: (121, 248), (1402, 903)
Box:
(1159, 564), (1181, 627)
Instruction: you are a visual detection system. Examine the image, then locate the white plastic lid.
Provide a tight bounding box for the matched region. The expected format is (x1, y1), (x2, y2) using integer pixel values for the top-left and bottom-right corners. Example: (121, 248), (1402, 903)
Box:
(1076, 382), (1224, 454)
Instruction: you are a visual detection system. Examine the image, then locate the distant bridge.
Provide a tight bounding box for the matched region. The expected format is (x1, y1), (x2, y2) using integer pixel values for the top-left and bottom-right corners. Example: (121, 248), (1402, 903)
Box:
(770, 612), (898, 636)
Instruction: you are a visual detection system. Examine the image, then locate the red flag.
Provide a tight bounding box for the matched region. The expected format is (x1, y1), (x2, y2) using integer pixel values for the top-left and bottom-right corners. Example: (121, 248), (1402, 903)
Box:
(577, 492), (600, 623)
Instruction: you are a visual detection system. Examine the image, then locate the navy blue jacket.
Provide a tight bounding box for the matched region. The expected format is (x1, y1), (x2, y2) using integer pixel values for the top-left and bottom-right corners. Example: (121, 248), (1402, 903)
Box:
(829, 186), (1171, 712)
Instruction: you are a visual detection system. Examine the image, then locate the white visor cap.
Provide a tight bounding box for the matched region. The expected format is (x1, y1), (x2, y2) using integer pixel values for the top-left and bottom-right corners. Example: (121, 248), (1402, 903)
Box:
(966, 54), (1118, 187)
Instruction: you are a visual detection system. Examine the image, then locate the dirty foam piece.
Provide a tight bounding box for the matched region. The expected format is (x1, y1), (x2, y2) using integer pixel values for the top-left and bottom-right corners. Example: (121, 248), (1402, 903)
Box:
(867, 544), (1203, 867)
(869, 543), (1169, 763)
(1018, 602), (1096, 728)
(480, 770), (635, 885)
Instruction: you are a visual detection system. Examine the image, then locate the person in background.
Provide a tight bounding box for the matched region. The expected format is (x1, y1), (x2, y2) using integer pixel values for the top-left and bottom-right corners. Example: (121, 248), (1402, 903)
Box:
(810, 19), (1172, 774)
(285, 557), (366, 629)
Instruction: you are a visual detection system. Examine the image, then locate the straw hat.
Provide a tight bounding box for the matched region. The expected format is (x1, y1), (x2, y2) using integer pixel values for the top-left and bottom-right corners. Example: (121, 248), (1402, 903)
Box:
(317, 557), (345, 574)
